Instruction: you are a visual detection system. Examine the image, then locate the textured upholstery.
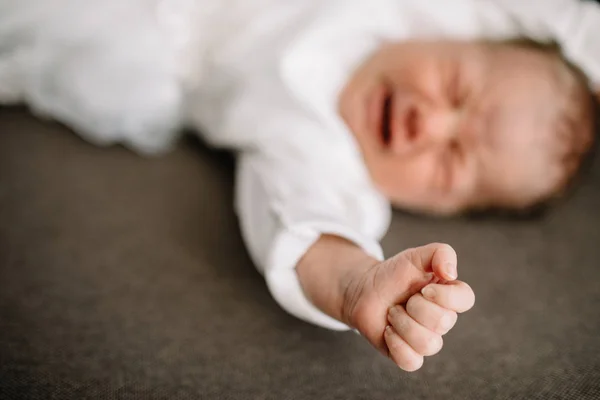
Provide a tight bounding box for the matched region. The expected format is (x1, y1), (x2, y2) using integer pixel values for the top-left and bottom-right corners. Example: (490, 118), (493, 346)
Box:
(1, 107), (599, 399)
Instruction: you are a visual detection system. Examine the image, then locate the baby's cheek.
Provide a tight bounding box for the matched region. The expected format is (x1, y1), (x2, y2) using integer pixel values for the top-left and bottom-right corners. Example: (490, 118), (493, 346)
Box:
(375, 155), (438, 205)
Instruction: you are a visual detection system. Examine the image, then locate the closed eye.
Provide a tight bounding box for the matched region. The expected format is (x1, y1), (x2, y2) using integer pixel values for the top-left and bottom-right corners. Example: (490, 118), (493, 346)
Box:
(448, 70), (470, 109)
(447, 73), (461, 108)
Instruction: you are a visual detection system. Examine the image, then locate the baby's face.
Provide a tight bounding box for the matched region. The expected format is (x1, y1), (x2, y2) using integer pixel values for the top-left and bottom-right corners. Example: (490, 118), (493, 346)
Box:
(340, 41), (574, 214)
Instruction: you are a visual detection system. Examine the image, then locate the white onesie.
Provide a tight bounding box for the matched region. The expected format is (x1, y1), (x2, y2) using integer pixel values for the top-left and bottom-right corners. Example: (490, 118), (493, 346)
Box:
(1, 0), (599, 330)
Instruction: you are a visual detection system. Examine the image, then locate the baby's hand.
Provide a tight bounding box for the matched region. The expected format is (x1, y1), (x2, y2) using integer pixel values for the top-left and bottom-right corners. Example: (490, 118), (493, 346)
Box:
(385, 281), (474, 371)
(342, 243), (475, 372)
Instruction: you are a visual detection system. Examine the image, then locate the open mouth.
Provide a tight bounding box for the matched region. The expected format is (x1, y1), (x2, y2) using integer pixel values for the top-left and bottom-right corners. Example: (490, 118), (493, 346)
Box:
(378, 92), (420, 151)
(381, 94), (393, 147)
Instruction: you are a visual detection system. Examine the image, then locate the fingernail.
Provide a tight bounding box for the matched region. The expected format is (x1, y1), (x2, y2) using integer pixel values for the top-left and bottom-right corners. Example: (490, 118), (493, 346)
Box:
(422, 286), (436, 299)
(388, 305), (400, 316)
(430, 335), (443, 350)
(385, 325), (392, 334)
(444, 262), (457, 280)
(440, 314), (453, 331)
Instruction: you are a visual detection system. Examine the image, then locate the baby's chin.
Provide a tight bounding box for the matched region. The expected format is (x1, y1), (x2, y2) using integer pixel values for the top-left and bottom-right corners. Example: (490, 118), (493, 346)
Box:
(391, 195), (553, 221)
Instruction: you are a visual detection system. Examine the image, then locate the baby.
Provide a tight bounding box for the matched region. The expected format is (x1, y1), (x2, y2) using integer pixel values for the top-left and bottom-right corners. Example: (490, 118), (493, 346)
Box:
(299, 38), (597, 370)
(1, 0), (599, 372)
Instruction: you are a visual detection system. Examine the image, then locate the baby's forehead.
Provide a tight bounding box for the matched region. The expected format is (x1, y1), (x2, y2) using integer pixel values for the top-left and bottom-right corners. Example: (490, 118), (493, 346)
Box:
(487, 86), (569, 157)
(476, 114), (566, 209)
(485, 47), (573, 111)
(481, 58), (592, 204)
(479, 40), (565, 76)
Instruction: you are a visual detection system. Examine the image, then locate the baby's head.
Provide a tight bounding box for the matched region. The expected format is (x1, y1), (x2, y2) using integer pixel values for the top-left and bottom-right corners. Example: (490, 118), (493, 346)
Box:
(340, 39), (596, 216)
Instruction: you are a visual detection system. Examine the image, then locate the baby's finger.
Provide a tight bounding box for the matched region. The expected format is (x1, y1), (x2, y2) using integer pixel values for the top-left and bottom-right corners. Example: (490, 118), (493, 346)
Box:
(421, 281), (475, 313)
(384, 326), (424, 372)
(387, 305), (443, 356)
(431, 243), (458, 281)
(409, 243), (457, 281)
(406, 294), (457, 335)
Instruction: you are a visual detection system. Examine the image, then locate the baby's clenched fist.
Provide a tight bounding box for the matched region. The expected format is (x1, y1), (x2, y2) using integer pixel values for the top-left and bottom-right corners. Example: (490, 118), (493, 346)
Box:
(341, 242), (475, 371)
(384, 280), (474, 371)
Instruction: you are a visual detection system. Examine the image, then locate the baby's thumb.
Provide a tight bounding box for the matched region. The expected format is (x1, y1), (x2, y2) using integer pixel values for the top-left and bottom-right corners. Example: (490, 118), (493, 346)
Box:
(411, 243), (458, 281)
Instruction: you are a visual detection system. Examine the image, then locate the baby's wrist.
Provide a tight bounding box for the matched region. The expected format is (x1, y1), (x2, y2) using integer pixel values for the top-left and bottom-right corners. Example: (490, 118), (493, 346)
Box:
(296, 235), (378, 324)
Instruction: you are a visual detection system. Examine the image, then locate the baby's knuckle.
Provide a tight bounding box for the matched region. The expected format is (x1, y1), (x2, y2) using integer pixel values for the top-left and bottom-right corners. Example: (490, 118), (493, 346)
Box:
(456, 283), (475, 312)
(394, 315), (411, 335)
(386, 340), (405, 362)
(460, 281), (473, 292)
(405, 295), (423, 316)
(433, 242), (456, 257)
(436, 311), (457, 334)
(387, 340), (401, 353)
(435, 242), (453, 251)
(458, 281), (474, 295)
(467, 291), (476, 308)
(401, 250), (421, 270)
(421, 334), (443, 356)
(399, 354), (424, 372)
(385, 330), (401, 351)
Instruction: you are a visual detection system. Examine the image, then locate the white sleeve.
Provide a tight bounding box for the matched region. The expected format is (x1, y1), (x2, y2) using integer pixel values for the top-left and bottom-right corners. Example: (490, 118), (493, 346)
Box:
(234, 148), (390, 331)
(489, 0), (600, 88)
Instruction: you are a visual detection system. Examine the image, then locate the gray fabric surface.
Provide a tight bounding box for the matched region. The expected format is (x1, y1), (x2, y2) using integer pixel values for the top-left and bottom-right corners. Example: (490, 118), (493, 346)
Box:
(1, 106), (599, 399)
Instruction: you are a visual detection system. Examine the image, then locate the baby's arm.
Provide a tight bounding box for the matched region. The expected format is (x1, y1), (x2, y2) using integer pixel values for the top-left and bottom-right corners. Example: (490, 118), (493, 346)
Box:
(235, 151), (387, 330)
(295, 235), (380, 324)
(297, 236), (475, 371)
(234, 123), (473, 370)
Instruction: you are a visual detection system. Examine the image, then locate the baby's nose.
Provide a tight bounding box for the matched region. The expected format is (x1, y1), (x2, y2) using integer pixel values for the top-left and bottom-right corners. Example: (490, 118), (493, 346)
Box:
(389, 102), (461, 156)
(422, 109), (462, 147)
